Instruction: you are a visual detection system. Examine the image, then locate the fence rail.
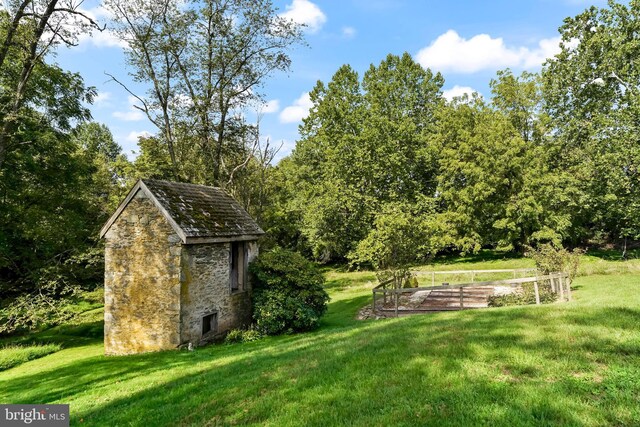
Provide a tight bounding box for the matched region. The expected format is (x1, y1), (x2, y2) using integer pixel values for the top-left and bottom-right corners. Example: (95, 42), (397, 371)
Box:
(372, 269), (570, 317)
(409, 268), (538, 286)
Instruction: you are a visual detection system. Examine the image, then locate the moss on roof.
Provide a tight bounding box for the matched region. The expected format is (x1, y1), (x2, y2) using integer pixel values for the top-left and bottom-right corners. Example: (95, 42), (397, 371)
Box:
(142, 179), (264, 239)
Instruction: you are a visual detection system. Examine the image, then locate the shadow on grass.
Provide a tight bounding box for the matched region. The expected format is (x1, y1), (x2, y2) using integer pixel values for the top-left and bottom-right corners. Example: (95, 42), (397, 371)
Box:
(3, 300), (639, 426)
(323, 277), (354, 292)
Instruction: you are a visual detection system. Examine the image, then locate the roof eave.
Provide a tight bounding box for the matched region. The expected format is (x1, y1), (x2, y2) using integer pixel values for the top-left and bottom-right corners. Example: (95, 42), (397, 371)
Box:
(183, 233), (264, 245)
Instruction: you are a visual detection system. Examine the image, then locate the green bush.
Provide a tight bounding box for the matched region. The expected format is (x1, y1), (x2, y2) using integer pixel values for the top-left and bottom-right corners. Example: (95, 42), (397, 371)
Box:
(0, 343), (62, 371)
(250, 248), (330, 335)
(224, 328), (262, 344)
(526, 243), (583, 280)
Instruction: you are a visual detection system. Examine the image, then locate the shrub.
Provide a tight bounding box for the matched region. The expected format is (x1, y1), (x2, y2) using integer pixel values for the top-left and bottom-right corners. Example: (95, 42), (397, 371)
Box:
(224, 328), (262, 344)
(526, 243), (583, 280)
(250, 248), (329, 335)
(490, 244), (581, 308)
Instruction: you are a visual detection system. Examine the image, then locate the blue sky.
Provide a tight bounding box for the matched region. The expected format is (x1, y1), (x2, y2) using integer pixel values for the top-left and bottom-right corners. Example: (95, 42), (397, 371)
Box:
(55, 0), (607, 161)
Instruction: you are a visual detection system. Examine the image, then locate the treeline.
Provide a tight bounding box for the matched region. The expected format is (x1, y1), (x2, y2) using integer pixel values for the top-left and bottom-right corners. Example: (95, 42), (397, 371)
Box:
(263, 2), (640, 266)
(1, 0), (639, 325)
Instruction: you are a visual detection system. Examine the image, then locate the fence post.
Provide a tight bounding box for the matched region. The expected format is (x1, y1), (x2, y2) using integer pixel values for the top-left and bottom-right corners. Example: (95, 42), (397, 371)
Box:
(559, 275), (565, 301)
(460, 286), (464, 309)
(383, 281), (387, 304)
(395, 290), (399, 317)
(372, 290), (377, 315)
(533, 280), (541, 305)
(565, 275), (572, 301)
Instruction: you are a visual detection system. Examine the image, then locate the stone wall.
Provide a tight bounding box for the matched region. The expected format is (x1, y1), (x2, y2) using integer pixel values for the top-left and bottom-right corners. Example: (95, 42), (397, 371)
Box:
(180, 241), (257, 345)
(103, 190), (182, 355)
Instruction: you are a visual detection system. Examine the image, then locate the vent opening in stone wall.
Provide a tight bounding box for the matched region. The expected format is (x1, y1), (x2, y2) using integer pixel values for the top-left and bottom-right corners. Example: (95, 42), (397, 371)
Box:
(202, 312), (218, 336)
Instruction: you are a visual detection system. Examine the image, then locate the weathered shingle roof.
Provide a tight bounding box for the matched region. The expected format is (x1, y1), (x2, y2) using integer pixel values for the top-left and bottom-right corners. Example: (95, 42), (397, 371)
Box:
(100, 179), (264, 243)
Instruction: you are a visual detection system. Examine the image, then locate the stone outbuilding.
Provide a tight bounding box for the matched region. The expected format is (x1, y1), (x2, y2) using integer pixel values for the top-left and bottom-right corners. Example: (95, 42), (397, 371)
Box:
(100, 179), (264, 355)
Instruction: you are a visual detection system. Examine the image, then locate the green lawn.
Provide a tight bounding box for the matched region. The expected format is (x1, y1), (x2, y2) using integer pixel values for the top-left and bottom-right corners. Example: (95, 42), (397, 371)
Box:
(1, 254), (639, 426)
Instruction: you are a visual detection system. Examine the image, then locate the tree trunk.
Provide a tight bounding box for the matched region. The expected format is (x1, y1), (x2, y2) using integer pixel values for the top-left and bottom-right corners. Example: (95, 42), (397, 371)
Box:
(0, 0), (60, 171)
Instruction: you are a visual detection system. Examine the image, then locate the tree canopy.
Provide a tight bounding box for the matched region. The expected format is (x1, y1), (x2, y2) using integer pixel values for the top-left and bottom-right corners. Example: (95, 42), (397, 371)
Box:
(269, 0), (640, 264)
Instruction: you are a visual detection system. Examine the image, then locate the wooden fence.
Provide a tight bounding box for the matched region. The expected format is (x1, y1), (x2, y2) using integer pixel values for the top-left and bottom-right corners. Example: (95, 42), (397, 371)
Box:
(413, 268), (538, 286)
(372, 269), (571, 317)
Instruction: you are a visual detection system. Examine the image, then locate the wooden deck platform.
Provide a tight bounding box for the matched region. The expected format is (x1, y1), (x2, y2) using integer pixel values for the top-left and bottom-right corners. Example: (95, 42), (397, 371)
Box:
(372, 270), (570, 316)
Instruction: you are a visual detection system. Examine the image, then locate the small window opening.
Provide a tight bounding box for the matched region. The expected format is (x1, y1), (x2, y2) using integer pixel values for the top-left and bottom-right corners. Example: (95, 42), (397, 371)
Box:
(230, 241), (246, 292)
(202, 312), (218, 336)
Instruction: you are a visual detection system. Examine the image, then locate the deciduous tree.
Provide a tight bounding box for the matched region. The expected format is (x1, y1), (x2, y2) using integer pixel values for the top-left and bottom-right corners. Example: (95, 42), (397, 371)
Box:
(105, 0), (303, 185)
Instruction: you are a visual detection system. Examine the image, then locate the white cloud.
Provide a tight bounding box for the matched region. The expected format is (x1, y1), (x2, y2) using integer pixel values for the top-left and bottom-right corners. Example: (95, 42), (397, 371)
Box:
(279, 92), (313, 123)
(126, 130), (152, 145)
(522, 37), (562, 68)
(262, 99), (280, 114)
(86, 29), (128, 49)
(93, 91), (112, 106)
(172, 93), (194, 109)
(280, 0), (326, 33)
(415, 30), (562, 73)
(113, 96), (145, 122)
(73, 6), (128, 49)
(442, 85), (478, 101)
(342, 26), (356, 38)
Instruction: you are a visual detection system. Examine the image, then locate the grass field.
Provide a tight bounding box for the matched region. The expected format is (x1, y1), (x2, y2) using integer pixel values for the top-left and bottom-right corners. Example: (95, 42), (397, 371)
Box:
(1, 252), (639, 426)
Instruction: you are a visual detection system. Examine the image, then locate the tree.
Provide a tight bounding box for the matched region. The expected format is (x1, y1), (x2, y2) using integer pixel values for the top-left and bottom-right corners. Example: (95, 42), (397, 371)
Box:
(433, 97), (524, 252)
(542, 0), (640, 252)
(349, 199), (437, 287)
(433, 86), (575, 253)
(286, 53), (444, 261)
(0, 0), (102, 169)
(289, 64), (369, 260)
(361, 53), (444, 202)
(490, 70), (547, 144)
(71, 122), (133, 214)
(0, 6), (111, 329)
(105, 0), (303, 185)
(0, 113), (104, 298)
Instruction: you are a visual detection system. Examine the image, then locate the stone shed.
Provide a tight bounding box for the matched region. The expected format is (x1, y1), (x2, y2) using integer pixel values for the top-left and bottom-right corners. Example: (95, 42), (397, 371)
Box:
(99, 179), (264, 355)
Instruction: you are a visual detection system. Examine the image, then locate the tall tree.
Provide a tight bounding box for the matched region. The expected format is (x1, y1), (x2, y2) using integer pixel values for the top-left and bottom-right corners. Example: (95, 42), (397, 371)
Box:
(490, 70), (547, 144)
(0, 0), (101, 169)
(542, 0), (640, 251)
(105, 0), (303, 185)
(287, 53), (444, 260)
(71, 122), (132, 214)
(433, 86), (577, 253)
